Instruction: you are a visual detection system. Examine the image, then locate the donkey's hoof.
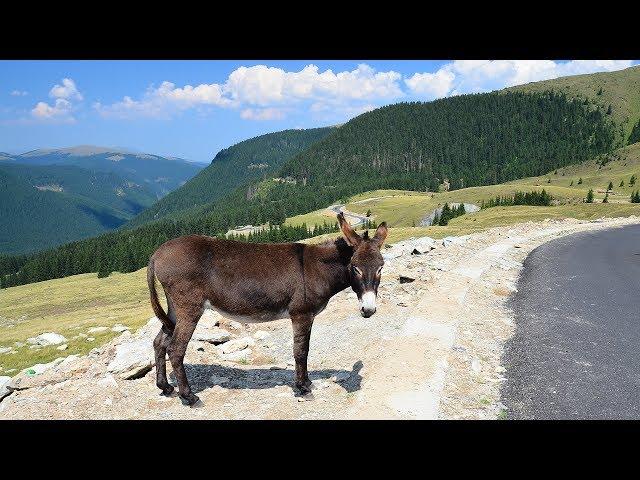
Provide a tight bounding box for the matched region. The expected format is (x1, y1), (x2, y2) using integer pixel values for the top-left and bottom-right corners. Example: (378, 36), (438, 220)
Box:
(159, 385), (175, 396)
(295, 382), (313, 396)
(179, 393), (201, 407)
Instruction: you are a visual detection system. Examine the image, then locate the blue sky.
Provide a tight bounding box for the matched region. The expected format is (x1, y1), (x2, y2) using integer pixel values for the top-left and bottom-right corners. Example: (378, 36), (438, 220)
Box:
(1, 60), (637, 162)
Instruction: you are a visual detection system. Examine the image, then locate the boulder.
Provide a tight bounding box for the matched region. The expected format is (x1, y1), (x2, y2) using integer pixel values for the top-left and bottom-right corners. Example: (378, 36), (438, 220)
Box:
(107, 338), (155, 379)
(0, 347), (12, 354)
(219, 337), (255, 355)
(9, 357), (66, 390)
(26, 332), (67, 346)
(56, 344), (68, 350)
(0, 376), (12, 401)
(111, 324), (130, 333)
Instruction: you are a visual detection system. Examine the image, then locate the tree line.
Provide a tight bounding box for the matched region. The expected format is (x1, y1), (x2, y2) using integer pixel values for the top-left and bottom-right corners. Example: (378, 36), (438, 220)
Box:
(480, 190), (553, 209)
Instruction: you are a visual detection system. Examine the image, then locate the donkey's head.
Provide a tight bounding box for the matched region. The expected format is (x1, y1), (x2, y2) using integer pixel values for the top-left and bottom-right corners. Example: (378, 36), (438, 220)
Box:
(337, 212), (388, 318)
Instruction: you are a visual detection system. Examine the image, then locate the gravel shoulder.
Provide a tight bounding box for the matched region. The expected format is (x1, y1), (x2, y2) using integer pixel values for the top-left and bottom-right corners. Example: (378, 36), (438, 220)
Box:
(2, 215), (639, 419)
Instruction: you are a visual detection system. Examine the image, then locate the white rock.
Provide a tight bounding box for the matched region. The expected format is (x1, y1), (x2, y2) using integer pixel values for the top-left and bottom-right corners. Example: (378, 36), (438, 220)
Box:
(221, 348), (252, 363)
(24, 357), (65, 376)
(56, 344), (68, 351)
(199, 309), (221, 327)
(219, 337), (255, 354)
(0, 347), (12, 354)
(1, 376), (12, 400)
(253, 330), (271, 341)
(88, 326), (109, 334)
(97, 373), (118, 388)
(107, 338), (155, 379)
(471, 359), (481, 373)
(229, 321), (243, 330)
(193, 327), (232, 344)
(14, 342), (25, 348)
(87, 337), (95, 342)
(495, 366), (506, 373)
(111, 324), (130, 333)
(26, 332), (67, 346)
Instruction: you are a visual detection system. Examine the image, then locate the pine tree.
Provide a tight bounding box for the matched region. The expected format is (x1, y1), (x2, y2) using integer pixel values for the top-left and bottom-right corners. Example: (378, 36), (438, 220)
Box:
(620, 180), (625, 187)
(585, 189), (594, 203)
(607, 181), (614, 191)
(603, 193), (609, 203)
(366, 209), (372, 217)
(630, 175), (637, 186)
(578, 177), (583, 185)
(570, 180), (574, 186)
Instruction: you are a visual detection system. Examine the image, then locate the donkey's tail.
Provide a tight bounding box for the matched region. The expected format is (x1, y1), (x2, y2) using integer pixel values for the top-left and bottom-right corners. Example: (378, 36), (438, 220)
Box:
(147, 257), (174, 333)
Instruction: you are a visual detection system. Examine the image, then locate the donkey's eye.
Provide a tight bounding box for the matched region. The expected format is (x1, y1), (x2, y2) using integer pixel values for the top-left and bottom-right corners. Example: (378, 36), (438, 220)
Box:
(352, 266), (362, 276)
(376, 266), (383, 276)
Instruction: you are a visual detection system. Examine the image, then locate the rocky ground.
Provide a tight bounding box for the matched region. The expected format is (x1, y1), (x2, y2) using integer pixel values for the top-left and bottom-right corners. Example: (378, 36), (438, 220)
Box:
(2, 215), (639, 420)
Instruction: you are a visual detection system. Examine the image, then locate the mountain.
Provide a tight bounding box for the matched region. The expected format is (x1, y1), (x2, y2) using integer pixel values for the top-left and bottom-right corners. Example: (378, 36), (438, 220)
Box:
(3, 67), (638, 287)
(0, 163), (157, 255)
(126, 127), (334, 227)
(12, 145), (204, 198)
(509, 65), (640, 146)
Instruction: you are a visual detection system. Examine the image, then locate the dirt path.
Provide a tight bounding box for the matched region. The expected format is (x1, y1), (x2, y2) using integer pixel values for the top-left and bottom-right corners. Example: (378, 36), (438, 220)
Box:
(2, 215), (639, 419)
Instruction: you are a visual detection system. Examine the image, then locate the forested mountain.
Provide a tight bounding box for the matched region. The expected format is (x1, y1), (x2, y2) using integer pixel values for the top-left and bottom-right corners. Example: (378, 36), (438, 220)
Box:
(0, 163), (156, 255)
(509, 65), (640, 146)
(126, 127), (333, 227)
(12, 145), (204, 198)
(1, 84), (622, 287)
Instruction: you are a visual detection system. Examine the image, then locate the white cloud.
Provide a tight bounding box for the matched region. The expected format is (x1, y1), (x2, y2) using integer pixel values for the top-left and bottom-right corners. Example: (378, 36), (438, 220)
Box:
(31, 98), (75, 123)
(10, 90), (28, 96)
(49, 78), (83, 101)
(28, 78), (82, 123)
(405, 70), (455, 98)
(240, 107), (286, 121)
(406, 60), (635, 99)
(95, 64), (404, 120)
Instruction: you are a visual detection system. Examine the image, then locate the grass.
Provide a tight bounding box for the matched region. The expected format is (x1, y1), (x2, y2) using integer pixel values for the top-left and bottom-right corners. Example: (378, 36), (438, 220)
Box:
(0, 268), (164, 373)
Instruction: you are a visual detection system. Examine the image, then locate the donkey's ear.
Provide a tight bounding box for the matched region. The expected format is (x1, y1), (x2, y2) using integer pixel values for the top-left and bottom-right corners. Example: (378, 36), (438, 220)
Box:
(371, 222), (388, 249)
(337, 212), (362, 247)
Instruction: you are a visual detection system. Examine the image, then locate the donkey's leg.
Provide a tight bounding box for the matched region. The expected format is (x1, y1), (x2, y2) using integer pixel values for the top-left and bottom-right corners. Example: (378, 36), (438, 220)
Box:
(167, 303), (202, 406)
(153, 328), (173, 395)
(291, 314), (314, 395)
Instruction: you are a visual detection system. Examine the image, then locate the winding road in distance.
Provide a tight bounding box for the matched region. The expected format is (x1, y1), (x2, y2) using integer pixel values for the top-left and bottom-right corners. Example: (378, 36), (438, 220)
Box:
(501, 224), (640, 419)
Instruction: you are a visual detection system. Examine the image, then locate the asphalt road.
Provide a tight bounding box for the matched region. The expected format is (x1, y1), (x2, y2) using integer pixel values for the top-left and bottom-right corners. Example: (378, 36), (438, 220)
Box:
(501, 224), (640, 419)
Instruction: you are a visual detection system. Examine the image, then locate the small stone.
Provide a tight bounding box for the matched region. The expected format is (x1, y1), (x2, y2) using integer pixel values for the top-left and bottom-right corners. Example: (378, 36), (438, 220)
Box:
(0, 347), (12, 354)
(56, 344), (68, 351)
(193, 328), (232, 345)
(229, 321), (243, 330)
(221, 348), (252, 363)
(14, 342), (25, 348)
(399, 276), (415, 284)
(471, 359), (481, 373)
(97, 374), (118, 388)
(495, 366), (506, 373)
(87, 337), (95, 342)
(111, 324), (130, 333)
(26, 332), (67, 346)
(88, 326), (109, 334)
(253, 330), (271, 341)
(219, 337), (255, 354)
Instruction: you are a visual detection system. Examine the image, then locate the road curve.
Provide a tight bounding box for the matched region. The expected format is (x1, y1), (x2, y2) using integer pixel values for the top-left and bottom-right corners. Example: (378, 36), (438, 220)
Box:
(501, 224), (640, 419)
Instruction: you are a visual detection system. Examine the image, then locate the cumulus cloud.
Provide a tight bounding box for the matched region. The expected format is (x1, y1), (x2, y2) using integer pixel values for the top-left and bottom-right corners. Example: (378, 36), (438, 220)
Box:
(10, 90), (28, 96)
(95, 64), (404, 120)
(406, 60), (635, 99)
(31, 98), (75, 123)
(27, 78), (83, 123)
(49, 78), (83, 101)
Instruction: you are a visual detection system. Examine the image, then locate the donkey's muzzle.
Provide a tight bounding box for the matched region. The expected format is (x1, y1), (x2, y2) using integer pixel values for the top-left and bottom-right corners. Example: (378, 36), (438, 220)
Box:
(360, 306), (376, 318)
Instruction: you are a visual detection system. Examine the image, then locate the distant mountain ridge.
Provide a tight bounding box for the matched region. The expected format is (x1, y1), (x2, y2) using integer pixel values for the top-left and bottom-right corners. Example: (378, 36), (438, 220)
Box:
(10, 145), (204, 198)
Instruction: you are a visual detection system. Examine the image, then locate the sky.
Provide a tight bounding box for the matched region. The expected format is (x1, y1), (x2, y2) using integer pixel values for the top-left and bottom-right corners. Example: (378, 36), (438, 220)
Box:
(1, 60), (637, 163)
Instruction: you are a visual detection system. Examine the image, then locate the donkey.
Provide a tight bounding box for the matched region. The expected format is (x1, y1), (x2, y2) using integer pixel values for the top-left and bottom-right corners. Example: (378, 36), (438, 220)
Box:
(147, 212), (388, 406)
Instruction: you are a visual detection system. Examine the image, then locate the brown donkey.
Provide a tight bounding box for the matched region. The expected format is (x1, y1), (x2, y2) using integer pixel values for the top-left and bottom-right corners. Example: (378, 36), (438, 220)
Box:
(147, 212), (388, 406)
